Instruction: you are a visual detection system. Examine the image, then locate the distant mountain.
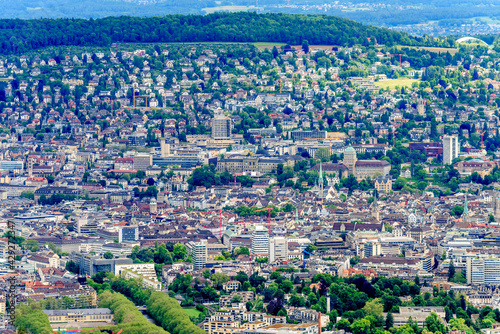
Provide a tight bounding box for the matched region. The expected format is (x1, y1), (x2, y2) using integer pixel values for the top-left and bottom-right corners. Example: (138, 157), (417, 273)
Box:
(0, 12), (449, 55)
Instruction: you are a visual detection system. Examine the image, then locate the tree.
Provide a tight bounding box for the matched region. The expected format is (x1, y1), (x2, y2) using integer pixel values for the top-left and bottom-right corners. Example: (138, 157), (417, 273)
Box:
(316, 147), (330, 162)
(103, 251), (114, 259)
(425, 312), (447, 334)
(448, 261), (456, 282)
(351, 319), (371, 334)
(363, 298), (383, 316)
(211, 272), (230, 289)
(302, 40), (310, 53)
(20, 191), (34, 200)
(386, 312), (394, 330)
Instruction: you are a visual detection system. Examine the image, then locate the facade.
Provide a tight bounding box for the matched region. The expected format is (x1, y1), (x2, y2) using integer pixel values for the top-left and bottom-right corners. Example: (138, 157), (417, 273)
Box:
(466, 256), (500, 285)
(128, 133), (146, 146)
(133, 153), (152, 171)
(374, 175), (392, 192)
(364, 241), (381, 258)
(118, 226), (139, 243)
(443, 135), (459, 164)
(391, 307), (446, 327)
(454, 159), (496, 177)
(288, 130), (327, 141)
(216, 156), (296, 174)
(342, 145), (390, 180)
(192, 239), (208, 270)
(44, 308), (114, 324)
(252, 225), (269, 256)
(269, 237), (288, 263)
(212, 116), (232, 139)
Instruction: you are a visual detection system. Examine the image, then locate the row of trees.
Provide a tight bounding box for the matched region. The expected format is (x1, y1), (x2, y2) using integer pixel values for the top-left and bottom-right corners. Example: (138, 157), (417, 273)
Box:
(88, 273), (203, 334)
(94, 291), (169, 334)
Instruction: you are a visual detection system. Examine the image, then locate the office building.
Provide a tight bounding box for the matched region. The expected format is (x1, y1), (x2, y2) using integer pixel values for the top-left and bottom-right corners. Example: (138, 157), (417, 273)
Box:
(159, 138), (171, 157)
(128, 133), (146, 146)
(288, 130), (327, 141)
(133, 153), (152, 171)
(0, 160), (24, 172)
(252, 225), (269, 256)
(466, 256), (500, 285)
(443, 135), (459, 165)
(212, 116), (231, 139)
(269, 237), (288, 263)
(364, 241), (381, 258)
(192, 239), (208, 270)
(118, 226), (139, 243)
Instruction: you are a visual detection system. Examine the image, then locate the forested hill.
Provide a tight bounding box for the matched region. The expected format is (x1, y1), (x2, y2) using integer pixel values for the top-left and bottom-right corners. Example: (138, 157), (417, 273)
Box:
(0, 13), (446, 55)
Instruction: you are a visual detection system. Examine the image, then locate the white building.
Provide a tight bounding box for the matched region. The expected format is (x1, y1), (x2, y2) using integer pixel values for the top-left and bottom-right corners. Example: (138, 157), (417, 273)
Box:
(212, 116), (232, 139)
(269, 237), (288, 263)
(114, 263), (157, 281)
(443, 135), (459, 165)
(466, 255), (500, 285)
(252, 225), (269, 256)
(192, 239), (208, 270)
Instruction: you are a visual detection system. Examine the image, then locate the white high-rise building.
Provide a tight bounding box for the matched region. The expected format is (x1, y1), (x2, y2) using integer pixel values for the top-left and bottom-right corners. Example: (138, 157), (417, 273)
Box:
(466, 255), (500, 285)
(269, 237), (288, 263)
(252, 225), (269, 256)
(442, 135), (459, 165)
(212, 116), (232, 139)
(192, 239), (208, 270)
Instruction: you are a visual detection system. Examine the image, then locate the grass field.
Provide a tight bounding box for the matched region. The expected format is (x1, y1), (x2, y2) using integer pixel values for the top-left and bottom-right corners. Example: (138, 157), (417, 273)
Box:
(375, 78), (419, 90)
(202, 5), (255, 14)
(183, 308), (202, 318)
(396, 45), (459, 55)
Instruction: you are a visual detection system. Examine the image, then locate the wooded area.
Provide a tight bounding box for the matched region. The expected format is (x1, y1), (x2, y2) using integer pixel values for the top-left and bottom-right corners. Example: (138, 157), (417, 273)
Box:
(0, 12), (447, 55)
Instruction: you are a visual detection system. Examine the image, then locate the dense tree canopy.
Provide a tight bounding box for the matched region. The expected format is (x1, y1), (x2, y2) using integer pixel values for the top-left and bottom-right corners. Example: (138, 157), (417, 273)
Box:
(0, 12), (441, 55)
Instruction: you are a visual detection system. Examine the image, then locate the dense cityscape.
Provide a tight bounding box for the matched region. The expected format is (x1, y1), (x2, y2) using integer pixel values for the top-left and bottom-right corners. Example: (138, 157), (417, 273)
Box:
(1, 20), (500, 334)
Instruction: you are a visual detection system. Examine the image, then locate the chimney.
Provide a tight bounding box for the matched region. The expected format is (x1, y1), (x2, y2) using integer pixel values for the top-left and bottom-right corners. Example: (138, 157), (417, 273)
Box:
(318, 311), (321, 334)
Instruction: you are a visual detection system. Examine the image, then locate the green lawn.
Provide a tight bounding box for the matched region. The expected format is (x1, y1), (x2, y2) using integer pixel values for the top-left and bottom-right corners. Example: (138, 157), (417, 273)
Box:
(375, 78), (419, 90)
(183, 308), (202, 318)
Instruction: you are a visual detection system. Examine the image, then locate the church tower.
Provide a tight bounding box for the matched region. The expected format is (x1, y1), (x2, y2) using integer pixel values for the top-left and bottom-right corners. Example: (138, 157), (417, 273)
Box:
(318, 161), (324, 198)
(371, 199), (380, 221)
(462, 194), (469, 226)
(150, 197), (157, 214)
(343, 145), (357, 176)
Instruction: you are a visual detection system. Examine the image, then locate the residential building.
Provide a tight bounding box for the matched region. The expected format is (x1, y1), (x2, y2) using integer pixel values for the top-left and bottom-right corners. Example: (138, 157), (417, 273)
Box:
(192, 239), (208, 270)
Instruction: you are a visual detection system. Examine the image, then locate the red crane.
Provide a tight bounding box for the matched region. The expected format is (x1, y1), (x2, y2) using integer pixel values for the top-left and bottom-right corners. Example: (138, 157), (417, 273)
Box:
(192, 210), (225, 239)
(255, 208), (272, 234)
(233, 172), (243, 189)
(390, 53), (403, 67)
(235, 217), (246, 234)
(479, 130), (486, 149)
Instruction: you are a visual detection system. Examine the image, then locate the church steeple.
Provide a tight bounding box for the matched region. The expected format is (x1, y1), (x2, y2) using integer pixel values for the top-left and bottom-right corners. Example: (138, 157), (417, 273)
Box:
(318, 161), (324, 198)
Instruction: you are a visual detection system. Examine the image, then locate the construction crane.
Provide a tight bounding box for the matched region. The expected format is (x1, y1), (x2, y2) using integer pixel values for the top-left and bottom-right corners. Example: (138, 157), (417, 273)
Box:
(479, 130), (486, 149)
(235, 217), (246, 234)
(233, 172), (243, 189)
(390, 53), (403, 67)
(192, 209), (225, 239)
(302, 249), (312, 269)
(255, 208), (272, 235)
